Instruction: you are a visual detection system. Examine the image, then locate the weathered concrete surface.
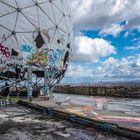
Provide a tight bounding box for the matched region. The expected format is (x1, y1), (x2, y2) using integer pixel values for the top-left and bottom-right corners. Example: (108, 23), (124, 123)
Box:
(19, 93), (140, 139)
(53, 94), (140, 131)
(0, 105), (128, 140)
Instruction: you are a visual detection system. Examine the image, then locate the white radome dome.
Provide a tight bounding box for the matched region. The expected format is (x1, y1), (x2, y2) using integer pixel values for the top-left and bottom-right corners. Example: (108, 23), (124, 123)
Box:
(0, 0), (74, 88)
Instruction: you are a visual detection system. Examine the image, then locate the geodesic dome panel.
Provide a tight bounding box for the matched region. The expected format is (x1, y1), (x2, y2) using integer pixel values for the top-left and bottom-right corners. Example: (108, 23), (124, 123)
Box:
(0, 0), (74, 86)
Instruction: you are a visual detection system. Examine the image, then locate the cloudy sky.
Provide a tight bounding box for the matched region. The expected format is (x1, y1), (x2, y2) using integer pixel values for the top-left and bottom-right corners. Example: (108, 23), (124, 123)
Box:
(62, 0), (140, 84)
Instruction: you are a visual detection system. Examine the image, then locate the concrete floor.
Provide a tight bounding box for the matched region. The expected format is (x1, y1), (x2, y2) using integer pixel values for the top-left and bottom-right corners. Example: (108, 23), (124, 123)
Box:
(0, 105), (129, 140)
(53, 93), (140, 132)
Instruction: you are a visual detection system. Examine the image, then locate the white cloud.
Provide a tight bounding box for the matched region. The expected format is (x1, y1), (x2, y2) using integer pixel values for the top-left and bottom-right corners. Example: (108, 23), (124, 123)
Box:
(99, 55), (140, 78)
(132, 37), (140, 42)
(64, 55), (140, 83)
(136, 58), (140, 67)
(62, 0), (140, 83)
(73, 36), (116, 63)
(138, 25), (140, 31)
(66, 64), (93, 78)
(125, 45), (140, 51)
(124, 31), (129, 38)
(124, 31), (135, 38)
(99, 24), (124, 37)
(69, 0), (140, 30)
(102, 57), (118, 65)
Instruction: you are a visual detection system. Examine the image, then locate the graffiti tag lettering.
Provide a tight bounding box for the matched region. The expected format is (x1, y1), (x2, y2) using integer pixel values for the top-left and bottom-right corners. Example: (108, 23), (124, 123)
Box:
(51, 49), (63, 66)
(21, 45), (36, 53)
(0, 44), (10, 58)
(0, 98), (18, 106)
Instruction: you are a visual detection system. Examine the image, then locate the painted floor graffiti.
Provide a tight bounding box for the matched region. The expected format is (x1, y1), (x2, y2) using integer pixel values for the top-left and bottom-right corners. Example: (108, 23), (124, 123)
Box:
(0, 105), (128, 140)
(53, 93), (140, 132)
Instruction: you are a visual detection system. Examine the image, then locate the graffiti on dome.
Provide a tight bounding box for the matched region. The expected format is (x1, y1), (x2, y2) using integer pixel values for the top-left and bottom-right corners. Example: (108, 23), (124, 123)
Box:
(28, 47), (63, 68)
(50, 49), (63, 66)
(0, 44), (10, 58)
(28, 48), (47, 67)
(20, 45), (36, 53)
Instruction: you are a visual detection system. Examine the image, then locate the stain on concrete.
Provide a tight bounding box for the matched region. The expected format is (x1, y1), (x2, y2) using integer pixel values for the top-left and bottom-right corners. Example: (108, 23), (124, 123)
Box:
(53, 93), (140, 132)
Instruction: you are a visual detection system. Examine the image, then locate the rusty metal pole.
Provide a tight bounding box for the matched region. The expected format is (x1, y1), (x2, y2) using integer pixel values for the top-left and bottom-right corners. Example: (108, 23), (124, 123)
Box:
(44, 66), (50, 99)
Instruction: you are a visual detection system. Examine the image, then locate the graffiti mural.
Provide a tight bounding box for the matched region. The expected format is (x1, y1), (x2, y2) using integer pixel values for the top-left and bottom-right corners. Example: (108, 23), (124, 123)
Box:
(28, 47), (64, 69)
(0, 98), (18, 106)
(20, 45), (36, 53)
(50, 49), (63, 66)
(0, 0), (74, 99)
(28, 48), (47, 67)
(0, 44), (10, 58)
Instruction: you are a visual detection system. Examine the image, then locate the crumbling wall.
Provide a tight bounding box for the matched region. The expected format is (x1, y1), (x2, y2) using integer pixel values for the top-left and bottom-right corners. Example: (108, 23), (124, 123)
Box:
(54, 85), (140, 98)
